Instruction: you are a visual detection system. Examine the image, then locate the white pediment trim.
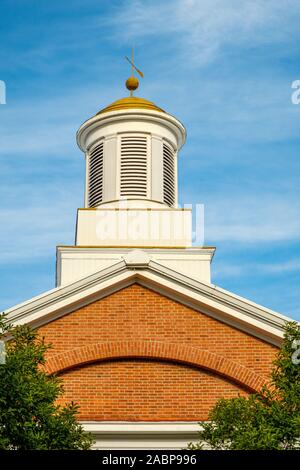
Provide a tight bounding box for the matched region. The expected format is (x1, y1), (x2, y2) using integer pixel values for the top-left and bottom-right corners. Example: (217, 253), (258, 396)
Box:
(5, 258), (293, 346)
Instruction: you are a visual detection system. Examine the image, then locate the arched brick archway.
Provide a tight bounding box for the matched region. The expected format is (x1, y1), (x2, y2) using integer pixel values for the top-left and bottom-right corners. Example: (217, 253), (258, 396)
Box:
(45, 341), (268, 392)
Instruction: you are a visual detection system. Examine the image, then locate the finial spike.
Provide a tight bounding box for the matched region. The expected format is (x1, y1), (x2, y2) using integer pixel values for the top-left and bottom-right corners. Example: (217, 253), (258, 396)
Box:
(132, 47), (134, 77)
(125, 49), (144, 96)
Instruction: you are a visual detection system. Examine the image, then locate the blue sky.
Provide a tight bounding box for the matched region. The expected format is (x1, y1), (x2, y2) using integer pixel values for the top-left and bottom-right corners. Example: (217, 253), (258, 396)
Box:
(0, 0), (300, 319)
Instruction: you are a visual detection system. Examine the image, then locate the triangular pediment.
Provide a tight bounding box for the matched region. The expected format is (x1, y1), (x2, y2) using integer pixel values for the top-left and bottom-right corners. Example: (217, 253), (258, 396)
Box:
(5, 257), (290, 346)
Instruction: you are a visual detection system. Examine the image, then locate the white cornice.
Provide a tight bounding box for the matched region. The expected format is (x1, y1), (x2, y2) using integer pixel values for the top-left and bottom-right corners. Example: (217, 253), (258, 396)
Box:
(76, 108), (186, 152)
(81, 421), (199, 435)
(5, 257), (293, 345)
(81, 421), (200, 449)
(57, 245), (215, 256)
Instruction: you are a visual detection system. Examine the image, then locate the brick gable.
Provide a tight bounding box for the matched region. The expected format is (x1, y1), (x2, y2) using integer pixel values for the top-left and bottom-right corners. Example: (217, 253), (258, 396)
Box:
(38, 283), (278, 421)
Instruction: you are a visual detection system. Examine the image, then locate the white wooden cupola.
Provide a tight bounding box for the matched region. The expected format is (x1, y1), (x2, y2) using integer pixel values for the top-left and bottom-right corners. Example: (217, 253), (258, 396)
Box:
(74, 78), (194, 249)
(56, 76), (214, 286)
(76, 96), (186, 209)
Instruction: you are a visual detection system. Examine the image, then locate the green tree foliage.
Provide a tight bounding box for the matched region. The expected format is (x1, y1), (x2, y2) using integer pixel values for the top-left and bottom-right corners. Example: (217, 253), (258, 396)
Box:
(189, 322), (300, 450)
(0, 315), (93, 450)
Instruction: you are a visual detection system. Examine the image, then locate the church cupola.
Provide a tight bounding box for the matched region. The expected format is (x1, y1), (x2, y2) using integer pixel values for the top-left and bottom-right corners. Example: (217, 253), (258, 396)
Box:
(74, 62), (192, 249)
(55, 57), (214, 284)
(76, 73), (186, 209)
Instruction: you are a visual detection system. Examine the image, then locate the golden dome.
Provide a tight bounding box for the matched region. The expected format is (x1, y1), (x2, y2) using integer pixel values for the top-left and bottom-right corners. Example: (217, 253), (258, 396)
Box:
(96, 96), (165, 115)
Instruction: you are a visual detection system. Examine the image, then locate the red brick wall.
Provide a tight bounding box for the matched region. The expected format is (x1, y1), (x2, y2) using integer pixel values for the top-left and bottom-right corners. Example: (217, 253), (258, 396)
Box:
(58, 359), (248, 421)
(38, 284), (278, 421)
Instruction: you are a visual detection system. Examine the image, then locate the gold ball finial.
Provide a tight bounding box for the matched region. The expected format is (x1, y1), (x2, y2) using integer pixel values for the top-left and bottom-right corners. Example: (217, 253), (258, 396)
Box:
(126, 76), (139, 93)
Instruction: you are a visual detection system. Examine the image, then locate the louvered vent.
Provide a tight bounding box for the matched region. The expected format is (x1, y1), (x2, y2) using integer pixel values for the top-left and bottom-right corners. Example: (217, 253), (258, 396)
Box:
(88, 142), (104, 207)
(163, 143), (175, 207)
(120, 136), (148, 197)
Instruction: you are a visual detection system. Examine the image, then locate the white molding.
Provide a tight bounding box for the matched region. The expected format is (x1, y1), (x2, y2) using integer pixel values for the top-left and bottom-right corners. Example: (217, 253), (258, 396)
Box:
(103, 135), (117, 203)
(82, 421), (199, 434)
(5, 257), (293, 345)
(81, 421), (200, 450)
(56, 245), (214, 286)
(123, 250), (151, 267)
(57, 246), (215, 255)
(151, 134), (163, 202)
(77, 109), (186, 152)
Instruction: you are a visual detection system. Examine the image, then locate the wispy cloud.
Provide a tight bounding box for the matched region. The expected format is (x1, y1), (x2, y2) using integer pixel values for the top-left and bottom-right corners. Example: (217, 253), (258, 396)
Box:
(113, 0), (300, 65)
(214, 258), (300, 279)
(0, 84), (120, 157)
(205, 196), (300, 244)
(0, 188), (77, 264)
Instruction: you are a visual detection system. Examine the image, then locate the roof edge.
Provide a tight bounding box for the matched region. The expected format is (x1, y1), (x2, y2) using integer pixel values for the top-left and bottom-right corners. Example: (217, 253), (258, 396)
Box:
(5, 258), (294, 346)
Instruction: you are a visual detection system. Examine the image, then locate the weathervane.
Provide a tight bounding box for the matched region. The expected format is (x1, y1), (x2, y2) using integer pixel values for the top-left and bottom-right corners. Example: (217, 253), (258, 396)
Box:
(125, 47), (144, 96)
